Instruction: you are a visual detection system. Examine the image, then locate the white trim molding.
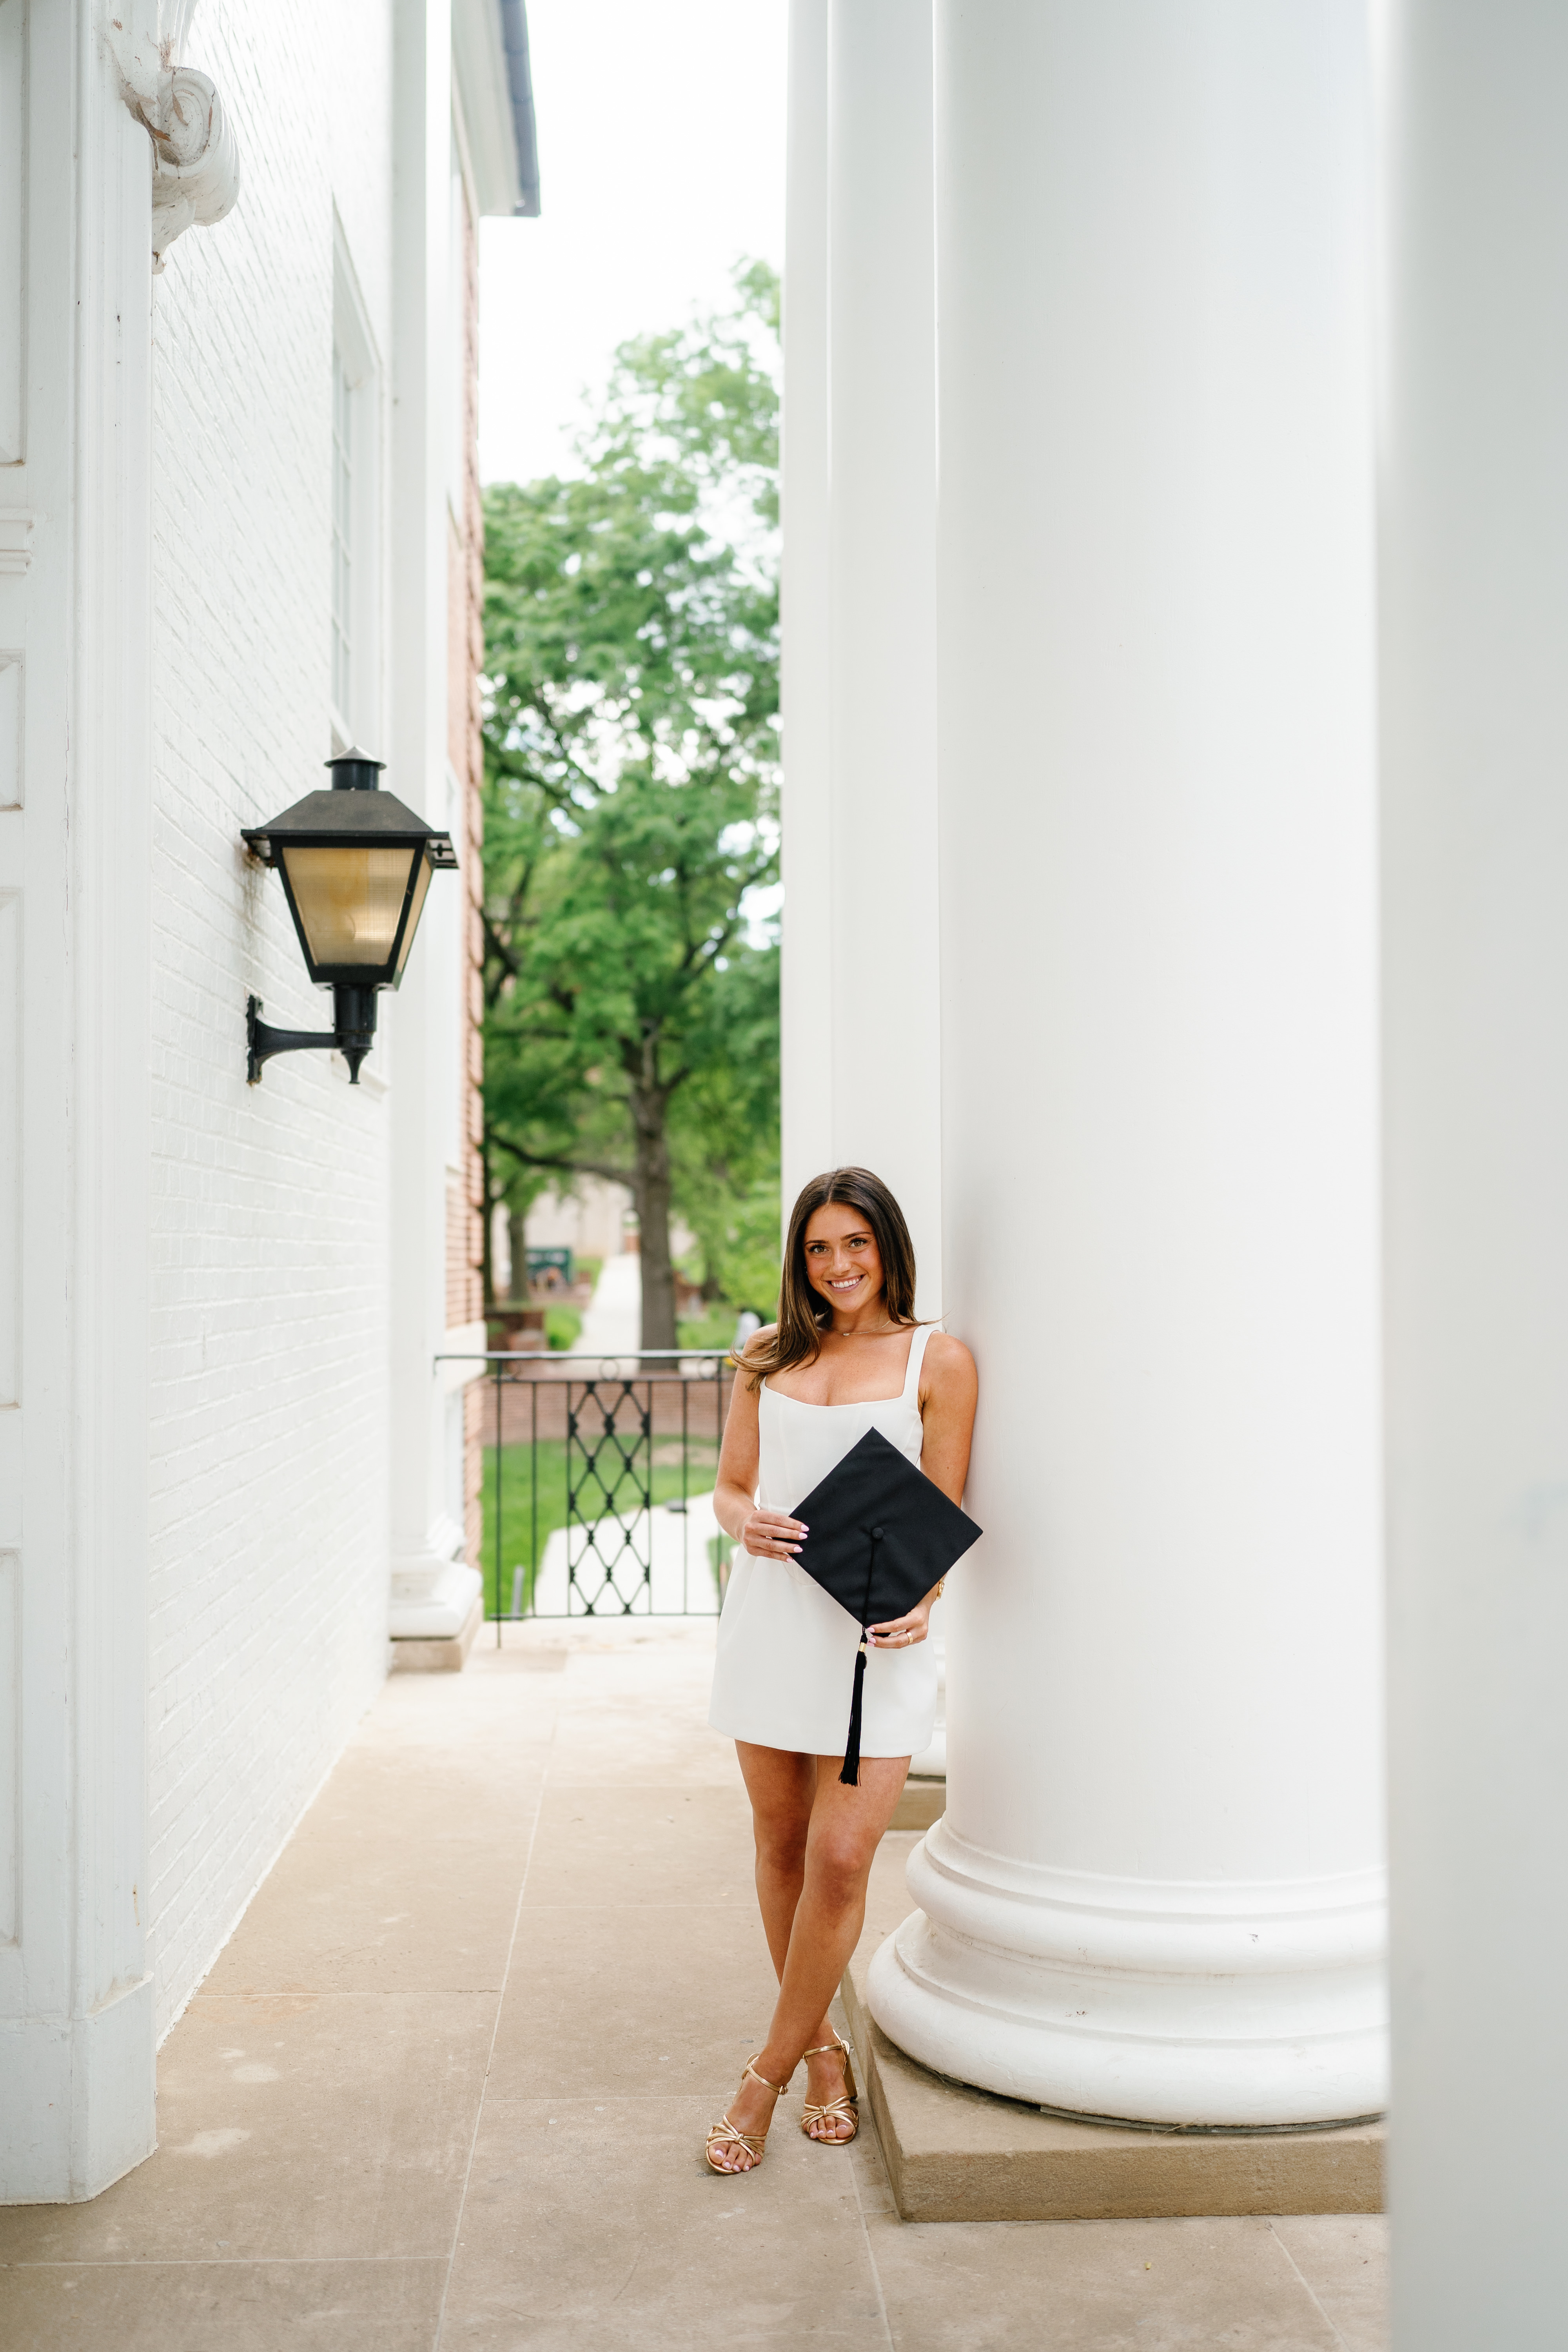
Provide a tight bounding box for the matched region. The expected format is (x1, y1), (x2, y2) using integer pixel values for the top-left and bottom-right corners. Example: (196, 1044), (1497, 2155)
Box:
(0, 514), (38, 577)
(1, 0), (158, 2200)
(451, 0), (523, 219)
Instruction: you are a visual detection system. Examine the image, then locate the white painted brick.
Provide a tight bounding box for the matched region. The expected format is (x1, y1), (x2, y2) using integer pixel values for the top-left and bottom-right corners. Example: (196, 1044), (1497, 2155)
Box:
(143, 0), (404, 2041)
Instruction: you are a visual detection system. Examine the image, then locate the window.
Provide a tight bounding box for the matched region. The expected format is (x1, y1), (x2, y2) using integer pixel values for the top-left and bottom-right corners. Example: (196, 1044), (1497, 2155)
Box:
(330, 217), (382, 754)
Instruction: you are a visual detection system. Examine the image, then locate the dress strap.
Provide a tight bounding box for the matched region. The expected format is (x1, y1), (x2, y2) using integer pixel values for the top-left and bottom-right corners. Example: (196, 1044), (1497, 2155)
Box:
(902, 1322), (935, 1401)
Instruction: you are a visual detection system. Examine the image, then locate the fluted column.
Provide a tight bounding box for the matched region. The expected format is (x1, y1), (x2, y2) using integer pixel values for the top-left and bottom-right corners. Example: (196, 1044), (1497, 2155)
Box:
(866, 0), (1387, 2125)
(781, 0), (942, 1312)
(1378, 6), (1568, 2339)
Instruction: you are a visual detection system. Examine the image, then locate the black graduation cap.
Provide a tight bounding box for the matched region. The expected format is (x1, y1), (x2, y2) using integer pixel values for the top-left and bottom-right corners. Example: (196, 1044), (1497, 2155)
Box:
(791, 1426), (982, 1786)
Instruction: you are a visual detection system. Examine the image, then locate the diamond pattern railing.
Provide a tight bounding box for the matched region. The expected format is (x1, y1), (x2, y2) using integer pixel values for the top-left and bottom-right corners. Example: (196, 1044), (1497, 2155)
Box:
(565, 1378), (656, 1613)
(438, 1348), (739, 1636)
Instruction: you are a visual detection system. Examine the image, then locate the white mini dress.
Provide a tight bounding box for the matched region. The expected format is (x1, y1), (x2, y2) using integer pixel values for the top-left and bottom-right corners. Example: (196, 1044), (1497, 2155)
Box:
(708, 1324), (938, 1759)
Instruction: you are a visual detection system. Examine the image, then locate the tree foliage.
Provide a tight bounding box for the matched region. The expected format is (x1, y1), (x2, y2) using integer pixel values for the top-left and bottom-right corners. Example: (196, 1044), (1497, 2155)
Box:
(481, 265), (781, 1349)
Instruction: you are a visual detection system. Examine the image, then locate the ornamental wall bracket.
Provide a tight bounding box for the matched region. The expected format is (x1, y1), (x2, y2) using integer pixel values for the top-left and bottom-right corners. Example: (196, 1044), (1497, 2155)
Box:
(105, 2), (240, 272)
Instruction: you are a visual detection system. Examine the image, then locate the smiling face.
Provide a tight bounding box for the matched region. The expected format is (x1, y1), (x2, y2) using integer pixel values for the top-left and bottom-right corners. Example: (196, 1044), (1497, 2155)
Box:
(802, 1201), (886, 1319)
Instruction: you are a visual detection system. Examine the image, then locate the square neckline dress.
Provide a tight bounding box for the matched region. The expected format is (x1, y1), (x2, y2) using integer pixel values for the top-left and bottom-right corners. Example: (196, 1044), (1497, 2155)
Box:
(707, 1323), (939, 1759)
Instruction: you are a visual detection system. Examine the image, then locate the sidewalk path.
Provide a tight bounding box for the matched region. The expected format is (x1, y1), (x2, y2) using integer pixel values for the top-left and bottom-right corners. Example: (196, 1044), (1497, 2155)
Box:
(575, 1250), (641, 1357)
(0, 1624), (1388, 2350)
(532, 1493), (723, 1615)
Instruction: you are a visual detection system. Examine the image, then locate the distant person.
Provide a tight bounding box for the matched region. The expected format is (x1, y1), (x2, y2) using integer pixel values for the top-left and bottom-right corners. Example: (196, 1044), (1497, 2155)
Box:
(703, 1167), (977, 2174)
(731, 1307), (762, 1350)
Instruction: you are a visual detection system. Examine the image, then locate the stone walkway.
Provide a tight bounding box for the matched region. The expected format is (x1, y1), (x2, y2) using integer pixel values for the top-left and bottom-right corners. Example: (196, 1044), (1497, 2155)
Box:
(575, 1250), (641, 1356)
(0, 1623), (1389, 2349)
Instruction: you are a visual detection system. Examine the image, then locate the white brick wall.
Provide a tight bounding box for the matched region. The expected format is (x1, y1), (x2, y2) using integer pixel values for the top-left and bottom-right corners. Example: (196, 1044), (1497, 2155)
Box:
(144, 0), (403, 2038)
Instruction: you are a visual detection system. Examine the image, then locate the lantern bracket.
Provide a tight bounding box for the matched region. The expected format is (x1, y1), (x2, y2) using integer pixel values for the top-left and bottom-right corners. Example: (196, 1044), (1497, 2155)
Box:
(247, 988), (377, 1088)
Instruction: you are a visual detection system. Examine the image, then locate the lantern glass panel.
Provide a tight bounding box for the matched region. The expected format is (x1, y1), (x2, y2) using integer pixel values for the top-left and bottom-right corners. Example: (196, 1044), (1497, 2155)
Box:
(280, 844), (417, 969)
(393, 853), (434, 982)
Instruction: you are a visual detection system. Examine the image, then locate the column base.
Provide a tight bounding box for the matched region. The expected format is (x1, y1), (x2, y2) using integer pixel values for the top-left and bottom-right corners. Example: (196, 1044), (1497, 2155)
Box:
(389, 1590), (485, 1673)
(389, 1543), (481, 1642)
(867, 1817), (1388, 2129)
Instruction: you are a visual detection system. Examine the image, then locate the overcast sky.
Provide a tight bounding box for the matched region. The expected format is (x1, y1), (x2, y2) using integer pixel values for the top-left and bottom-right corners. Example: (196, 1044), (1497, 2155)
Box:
(478, 0), (788, 487)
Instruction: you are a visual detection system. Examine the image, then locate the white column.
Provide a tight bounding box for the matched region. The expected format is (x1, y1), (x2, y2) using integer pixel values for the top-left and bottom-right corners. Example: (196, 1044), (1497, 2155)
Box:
(823, 0), (942, 1311)
(779, 0), (834, 1205)
(782, 0), (942, 1314)
(867, 0), (1387, 2125)
(1377, 7), (1568, 2338)
(387, 0), (479, 1646)
(0, 0), (157, 2196)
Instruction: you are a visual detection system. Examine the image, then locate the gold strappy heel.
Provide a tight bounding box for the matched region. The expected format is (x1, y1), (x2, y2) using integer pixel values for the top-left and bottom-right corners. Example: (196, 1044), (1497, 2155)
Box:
(800, 2031), (860, 2144)
(705, 2054), (791, 2174)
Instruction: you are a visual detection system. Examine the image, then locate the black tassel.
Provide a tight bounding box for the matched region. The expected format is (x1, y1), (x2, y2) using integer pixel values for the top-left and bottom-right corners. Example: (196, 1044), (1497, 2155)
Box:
(840, 1641), (868, 1786)
(840, 1525), (883, 1788)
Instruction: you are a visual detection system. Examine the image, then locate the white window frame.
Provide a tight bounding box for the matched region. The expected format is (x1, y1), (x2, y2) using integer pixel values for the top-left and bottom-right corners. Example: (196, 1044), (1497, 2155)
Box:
(330, 341), (353, 730)
(439, 760), (466, 1173)
(448, 97), (481, 535)
(448, 130), (468, 529)
(330, 217), (383, 758)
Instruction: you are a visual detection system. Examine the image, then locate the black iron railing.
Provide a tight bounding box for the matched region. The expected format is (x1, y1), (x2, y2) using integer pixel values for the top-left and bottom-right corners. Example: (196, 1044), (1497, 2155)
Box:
(435, 1349), (739, 1642)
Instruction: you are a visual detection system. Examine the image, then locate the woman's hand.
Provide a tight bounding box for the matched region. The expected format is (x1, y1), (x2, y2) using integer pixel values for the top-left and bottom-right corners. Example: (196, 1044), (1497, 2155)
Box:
(739, 1507), (808, 1561)
(867, 1595), (936, 1650)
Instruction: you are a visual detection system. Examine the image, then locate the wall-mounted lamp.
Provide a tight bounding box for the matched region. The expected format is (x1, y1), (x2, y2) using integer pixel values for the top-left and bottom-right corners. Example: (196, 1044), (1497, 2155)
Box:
(241, 748), (458, 1085)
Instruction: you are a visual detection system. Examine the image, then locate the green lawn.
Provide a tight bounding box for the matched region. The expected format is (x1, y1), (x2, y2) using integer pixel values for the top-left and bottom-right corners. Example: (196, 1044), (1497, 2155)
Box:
(545, 1303), (583, 1350)
(480, 1436), (722, 1617)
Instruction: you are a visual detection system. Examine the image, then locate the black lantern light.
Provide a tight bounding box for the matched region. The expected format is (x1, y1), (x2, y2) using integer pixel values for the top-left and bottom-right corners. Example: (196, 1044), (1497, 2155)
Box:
(241, 748), (458, 1085)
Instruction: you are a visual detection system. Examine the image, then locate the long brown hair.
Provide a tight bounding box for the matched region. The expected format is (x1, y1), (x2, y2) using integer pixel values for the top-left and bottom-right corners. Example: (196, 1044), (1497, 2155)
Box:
(737, 1167), (920, 1387)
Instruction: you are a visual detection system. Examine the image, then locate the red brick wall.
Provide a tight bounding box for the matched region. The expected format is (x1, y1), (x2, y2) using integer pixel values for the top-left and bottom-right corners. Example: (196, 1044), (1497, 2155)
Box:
(446, 175), (486, 1572)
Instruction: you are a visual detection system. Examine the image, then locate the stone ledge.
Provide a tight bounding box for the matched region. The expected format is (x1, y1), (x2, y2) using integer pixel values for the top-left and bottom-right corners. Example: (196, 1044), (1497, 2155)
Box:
(388, 1592), (485, 1673)
(888, 1777), (946, 1832)
(841, 1941), (1385, 2222)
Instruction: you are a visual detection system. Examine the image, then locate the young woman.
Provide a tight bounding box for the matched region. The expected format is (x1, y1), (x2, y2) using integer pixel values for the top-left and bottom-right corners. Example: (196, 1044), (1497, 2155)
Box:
(704, 1167), (978, 2174)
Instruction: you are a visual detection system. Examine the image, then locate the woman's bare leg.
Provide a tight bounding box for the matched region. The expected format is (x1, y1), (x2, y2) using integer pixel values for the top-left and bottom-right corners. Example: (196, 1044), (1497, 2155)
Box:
(713, 1753), (909, 2165)
(709, 1741), (818, 2173)
(735, 1740), (817, 1980)
(733, 1743), (851, 2124)
(780, 1757), (909, 2138)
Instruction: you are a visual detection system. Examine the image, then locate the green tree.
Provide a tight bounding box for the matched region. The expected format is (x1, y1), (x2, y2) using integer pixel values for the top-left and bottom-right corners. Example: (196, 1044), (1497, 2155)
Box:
(481, 265), (780, 1351)
(668, 942), (782, 1313)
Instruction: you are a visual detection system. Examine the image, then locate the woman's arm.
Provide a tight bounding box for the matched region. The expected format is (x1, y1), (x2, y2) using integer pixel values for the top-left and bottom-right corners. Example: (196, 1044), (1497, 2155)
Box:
(915, 1331), (978, 1504)
(868, 1331), (978, 1649)
(712, 1334), (810, 1561)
